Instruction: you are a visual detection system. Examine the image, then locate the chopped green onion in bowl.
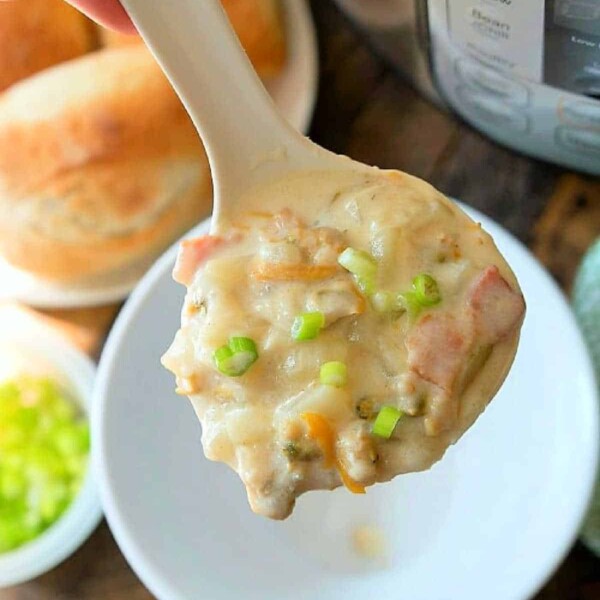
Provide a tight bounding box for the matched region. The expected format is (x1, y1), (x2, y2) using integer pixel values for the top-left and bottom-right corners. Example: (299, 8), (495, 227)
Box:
(372, 406), (403, 439)
(213, 336), (259, 377)
(320, 361), (348, 387)
(0, 377), (90, 554)
(291, 312), (325, 341)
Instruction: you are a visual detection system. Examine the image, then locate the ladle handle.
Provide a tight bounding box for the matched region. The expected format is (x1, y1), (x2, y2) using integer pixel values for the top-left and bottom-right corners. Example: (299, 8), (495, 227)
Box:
(119, 0), (297, 203)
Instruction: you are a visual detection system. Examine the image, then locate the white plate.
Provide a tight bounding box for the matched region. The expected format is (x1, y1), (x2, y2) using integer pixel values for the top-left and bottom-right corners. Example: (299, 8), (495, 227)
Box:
(93, 205), (599, 600)
(0, 0), (318, 310)
(0, 308), (102, 587)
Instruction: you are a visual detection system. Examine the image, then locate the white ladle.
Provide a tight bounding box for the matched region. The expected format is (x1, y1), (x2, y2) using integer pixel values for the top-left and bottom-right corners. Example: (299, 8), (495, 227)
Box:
(118, 0), (364, 233)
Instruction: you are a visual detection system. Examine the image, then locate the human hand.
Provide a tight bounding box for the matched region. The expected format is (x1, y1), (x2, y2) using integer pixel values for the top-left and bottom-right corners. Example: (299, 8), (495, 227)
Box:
(66, 0), (136, 33)
(0, 0), (135, 32)
(67, 0), (136, 33)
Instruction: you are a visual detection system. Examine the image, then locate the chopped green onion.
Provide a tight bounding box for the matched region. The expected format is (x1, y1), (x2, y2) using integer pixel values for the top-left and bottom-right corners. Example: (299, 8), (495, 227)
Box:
(0, 377), (89, 554)
(0, 468), (26, 500)
(396, 275), (441, 321)
(213, 337), (259, 377)
(213, 344), (234, 364)
(371, 290), (396, 313)
(397, 291), (422, 321)
(52, 423), (90, 457)
(39, 481), (69, 522)
(338, 248), (379, 299)
(338, 248), (378, 280)
(372, 406), (403, 439)
(412, 274), (441, 307)
(229, 336), (258, 355)
(291, 312), (325, 341)
(320, 361), (348, 387)
(354, 276), (376, 297)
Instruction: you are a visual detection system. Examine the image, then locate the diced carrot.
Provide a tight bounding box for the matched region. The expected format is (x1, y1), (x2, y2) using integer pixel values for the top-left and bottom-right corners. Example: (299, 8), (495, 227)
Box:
(302, 413), (336, 468)
(172, 235), (223, 286)
(353, 288), (367, 315)
(251, 263), (338, 282)
(302, 412), (366, 495)
(337, 459), (366, 494)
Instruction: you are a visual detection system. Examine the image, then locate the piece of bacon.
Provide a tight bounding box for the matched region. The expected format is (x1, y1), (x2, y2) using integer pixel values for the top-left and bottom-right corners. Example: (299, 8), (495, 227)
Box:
(424, 389), (458, 437)
(405, 313), (472, 394)
(405, 313), (471, 436)
(405, 265), (524, 436)
(172, 235), (223, 286)
(468, 265), (525, 345)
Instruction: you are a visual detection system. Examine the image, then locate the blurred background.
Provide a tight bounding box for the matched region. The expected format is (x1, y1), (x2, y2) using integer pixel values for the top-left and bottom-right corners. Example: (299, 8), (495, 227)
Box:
(0, 0), (598, 598)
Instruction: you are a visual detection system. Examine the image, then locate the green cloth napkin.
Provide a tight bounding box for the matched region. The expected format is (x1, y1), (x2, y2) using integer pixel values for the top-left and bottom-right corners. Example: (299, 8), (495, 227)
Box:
(573, 237), (600, 557)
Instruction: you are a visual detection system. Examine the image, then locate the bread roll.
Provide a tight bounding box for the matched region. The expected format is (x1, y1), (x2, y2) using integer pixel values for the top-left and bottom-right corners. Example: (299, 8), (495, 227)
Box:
(98, 0), (286, 79)
(221, 0), (286, 78)
(0, 46), (211, 281)
(97, 28), (144, 49)
(0, 0), (95, 93)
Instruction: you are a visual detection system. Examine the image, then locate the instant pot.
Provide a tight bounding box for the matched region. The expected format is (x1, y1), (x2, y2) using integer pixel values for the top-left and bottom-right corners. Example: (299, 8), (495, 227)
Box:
(333, 0), (600, 175)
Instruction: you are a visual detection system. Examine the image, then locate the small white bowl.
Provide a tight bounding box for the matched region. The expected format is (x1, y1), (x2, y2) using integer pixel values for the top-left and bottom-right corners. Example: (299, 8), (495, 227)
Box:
(0, 307), (102, 588)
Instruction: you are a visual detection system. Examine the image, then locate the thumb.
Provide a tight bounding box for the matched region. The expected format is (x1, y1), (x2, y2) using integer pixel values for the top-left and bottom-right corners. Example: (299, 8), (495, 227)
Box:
(64, 0), (137, 34)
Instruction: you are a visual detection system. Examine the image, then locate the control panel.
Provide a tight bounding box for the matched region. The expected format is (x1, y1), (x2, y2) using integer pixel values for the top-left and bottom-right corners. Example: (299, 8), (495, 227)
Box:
(428, 0), (600, 174)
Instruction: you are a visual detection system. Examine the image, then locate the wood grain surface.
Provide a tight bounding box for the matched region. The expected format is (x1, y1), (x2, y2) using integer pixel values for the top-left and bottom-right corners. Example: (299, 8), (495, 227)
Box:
(2, 1), (599, 598)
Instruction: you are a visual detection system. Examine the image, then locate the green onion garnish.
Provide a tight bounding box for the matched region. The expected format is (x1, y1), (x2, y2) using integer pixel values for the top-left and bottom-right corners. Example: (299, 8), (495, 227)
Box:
(291, 312), (325, 341)
(320, 361), (348, 387)
(338, 248), (379, 299)
(355, 276), (376, 297)
(338, 248), (378, 280)
(213, 336), (259, 377)
(371, 290), (396, 313)
(397, 274), (442, 321)
(397, 290), (422, 320)
(372, 406), (403, 439)
(412, 274), (442, 307)
(0, 377), (89, 553)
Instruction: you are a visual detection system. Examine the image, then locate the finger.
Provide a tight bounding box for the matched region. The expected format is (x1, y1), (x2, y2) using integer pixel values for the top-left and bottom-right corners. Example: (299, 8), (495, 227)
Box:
(64, 0), (137, 34)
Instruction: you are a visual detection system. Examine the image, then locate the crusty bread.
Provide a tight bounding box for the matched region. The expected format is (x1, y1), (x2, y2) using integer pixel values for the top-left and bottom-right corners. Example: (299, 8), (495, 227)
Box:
(0, 0), (95, 93)
(0, 46), (212, 281)
(97, 28), (144, 49)
(222, 0), (286, 79)
(0, 0), (285, 281)
(97, 0), (286, 79)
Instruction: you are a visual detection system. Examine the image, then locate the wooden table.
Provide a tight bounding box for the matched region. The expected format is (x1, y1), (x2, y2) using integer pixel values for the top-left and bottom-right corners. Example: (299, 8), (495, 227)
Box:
(3, 1), (599, 598)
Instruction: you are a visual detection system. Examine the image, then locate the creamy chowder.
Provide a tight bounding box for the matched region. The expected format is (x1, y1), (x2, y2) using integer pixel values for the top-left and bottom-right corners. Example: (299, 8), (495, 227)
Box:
(162, 169), (525, 519)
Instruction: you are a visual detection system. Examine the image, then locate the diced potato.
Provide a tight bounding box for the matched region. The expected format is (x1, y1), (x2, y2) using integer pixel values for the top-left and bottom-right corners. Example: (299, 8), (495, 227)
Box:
(306, 278), (364, 326)
(202, 425), (235, 464)
(259, 241), (303, 264)
(226, 407), (272, 445)
(283, 384), (353, 423)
